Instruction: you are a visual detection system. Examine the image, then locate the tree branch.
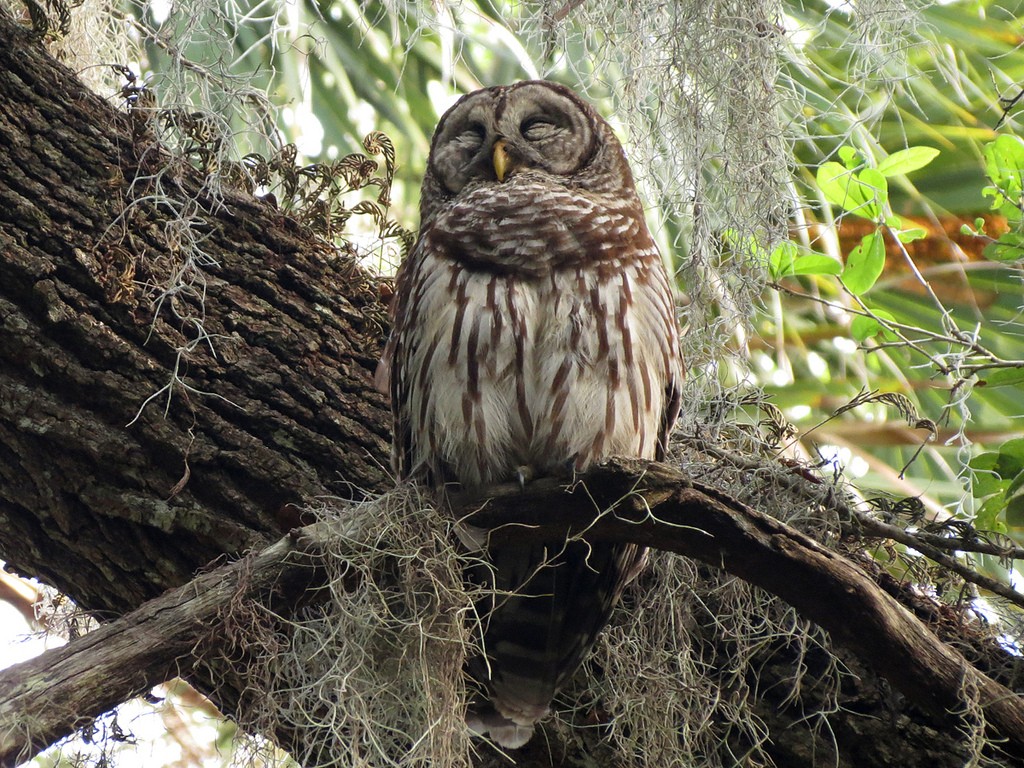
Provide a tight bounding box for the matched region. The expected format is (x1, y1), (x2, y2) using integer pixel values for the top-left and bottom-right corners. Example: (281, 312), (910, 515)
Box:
(4, 459), (1023, 765)
(852, 508), (1024, 608)
(455, 458), (1024, 759)
(0, 521), (338, 768)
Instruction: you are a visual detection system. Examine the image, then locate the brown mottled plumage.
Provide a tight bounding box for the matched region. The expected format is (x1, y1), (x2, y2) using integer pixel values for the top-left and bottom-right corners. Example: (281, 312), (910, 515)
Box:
(376, 81), (683, 748)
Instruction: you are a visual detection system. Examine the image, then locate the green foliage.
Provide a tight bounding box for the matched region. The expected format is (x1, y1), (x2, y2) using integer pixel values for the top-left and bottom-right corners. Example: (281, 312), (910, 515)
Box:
(983, 135), (1024, 211)
(974, 135), (1024, 261)
(841, 229), (885, 294)
(850, 309), (897, 343)
(796, 144), (939, 298)
(768, 241), (841, 280)
(816, 163), (888, 221)
(970, 439), (1024, 530)
(782, 132), (1024, 560)
(875, 147), (941, 178)
(980, 369), (1024, 388)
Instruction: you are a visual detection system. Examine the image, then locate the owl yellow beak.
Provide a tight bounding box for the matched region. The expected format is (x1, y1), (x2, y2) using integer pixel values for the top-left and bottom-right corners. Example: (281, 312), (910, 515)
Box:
(493, 139), (511, 182)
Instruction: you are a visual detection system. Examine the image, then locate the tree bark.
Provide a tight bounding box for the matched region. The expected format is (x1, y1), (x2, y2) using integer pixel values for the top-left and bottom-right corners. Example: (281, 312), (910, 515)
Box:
(0, 8), (391, 619)
(0, 522), (331, 767)
(0, 8), (1021, 768)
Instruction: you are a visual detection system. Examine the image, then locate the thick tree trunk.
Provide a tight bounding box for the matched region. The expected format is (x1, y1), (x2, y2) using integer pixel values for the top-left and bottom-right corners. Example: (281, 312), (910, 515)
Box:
(0, 9), (391, 618)
(0, 9), (1020, 768)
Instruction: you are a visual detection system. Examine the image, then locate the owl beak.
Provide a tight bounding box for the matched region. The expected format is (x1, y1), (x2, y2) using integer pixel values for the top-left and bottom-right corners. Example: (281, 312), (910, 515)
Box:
(493, 139), (511, 182)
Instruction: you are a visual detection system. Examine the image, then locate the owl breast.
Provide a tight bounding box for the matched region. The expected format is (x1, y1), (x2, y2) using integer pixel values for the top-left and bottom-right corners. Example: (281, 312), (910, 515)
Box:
(398, 178), (678, 489)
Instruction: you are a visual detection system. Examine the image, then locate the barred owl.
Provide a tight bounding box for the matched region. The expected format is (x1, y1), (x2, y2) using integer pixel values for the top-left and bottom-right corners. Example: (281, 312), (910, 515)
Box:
(377, 81), (683, 748)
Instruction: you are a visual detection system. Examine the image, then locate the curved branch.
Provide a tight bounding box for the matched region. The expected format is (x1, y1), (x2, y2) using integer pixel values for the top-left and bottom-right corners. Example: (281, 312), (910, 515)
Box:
(5, 460), (1023, 764)
(455, 458), (1024, 760)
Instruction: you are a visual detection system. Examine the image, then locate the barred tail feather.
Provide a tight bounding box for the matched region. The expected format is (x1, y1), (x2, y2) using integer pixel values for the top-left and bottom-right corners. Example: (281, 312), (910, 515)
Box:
(466, 538), (645, 746)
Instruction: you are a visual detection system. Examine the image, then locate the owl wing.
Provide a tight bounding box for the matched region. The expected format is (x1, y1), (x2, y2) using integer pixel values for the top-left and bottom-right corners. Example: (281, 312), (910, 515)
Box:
(376, 235), (454, 486)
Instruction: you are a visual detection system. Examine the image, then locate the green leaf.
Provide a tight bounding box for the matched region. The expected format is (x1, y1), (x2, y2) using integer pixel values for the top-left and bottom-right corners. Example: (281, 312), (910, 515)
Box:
(817, 164), (888, 219)
(994, 438), (1024, 477)
(982, 185), (1004, 209)
(850, 315), (878, 342)
(970, 452), (1006, 498)
(970, 452), (1000, 473)
(1006, 485), (1024, 529)
(980, 368), (1024, 388)
(977, 495), (1009, 534)
(838, 145), (860, 169)
(769, 241), (798, 279)
(998, 200), (1023, 225)
(969, 441), (1024, 514)
(1005, 460), (1024, 527)
(850, 309), (897, 342)
(817, 162), (852, 209)
(842, 230), (886, 294)
(876, 146), (940, 177)
(791, 253), (843, 276)
(1009, 465), (1024, 498)
(857, 169), (888, 218)
(983, 232), (1024, 262)
(983, 135), (1024, 198)
(770, 243), (843, 279)
(896, 228), (927, 243)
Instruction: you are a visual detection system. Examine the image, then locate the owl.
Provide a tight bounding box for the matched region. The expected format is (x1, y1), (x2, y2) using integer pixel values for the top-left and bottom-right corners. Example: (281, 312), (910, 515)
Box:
(376, 80), (683, 748)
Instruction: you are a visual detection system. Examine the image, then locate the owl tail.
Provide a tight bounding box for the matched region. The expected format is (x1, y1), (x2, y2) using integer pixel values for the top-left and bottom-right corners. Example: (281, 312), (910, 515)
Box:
(465, 539), (645, 748)
(465, 704), (541, 749)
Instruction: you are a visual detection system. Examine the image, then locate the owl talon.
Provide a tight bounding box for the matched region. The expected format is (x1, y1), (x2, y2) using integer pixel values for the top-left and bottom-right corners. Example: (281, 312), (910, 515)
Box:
(514, 466), (534, 489)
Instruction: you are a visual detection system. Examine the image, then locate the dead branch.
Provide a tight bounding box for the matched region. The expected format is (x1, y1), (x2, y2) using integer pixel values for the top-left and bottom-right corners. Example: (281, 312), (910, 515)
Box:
(0, 522), (333, 768)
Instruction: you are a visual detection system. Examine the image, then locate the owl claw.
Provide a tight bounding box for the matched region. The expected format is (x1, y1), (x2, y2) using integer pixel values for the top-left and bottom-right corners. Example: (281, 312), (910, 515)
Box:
(514, 466), (534, 489)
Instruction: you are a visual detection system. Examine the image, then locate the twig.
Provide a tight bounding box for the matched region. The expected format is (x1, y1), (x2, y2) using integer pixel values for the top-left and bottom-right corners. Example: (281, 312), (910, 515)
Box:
(772, 281), (1023, 377)
(853, 510), (1024, 610)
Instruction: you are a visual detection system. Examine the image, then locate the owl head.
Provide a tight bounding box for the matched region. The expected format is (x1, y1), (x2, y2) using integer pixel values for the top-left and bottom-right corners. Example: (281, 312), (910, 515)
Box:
(419, 81), (638, 226)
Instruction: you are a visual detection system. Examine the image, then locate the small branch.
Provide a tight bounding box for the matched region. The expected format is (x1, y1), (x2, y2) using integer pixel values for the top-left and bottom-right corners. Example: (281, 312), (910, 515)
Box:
(899, 527), (1024, 562)
(997, 87), (1024, 129)
(772, 281), (1022, 377)
(0, 524), (332, 768)
(881, 223), (949, 319)
(852, 510), (1024, 608)
(548, 0), (587, 23)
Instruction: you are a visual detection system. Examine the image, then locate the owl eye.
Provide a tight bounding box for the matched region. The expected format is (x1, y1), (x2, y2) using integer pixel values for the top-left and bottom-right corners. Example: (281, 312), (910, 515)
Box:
(455, 123), (486, 147)
(520, 117), (560, 141)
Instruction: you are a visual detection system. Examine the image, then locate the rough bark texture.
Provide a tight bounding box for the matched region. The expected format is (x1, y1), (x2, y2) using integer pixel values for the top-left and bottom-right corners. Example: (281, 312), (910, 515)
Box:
(0, 8), (1021, 768)
(0, 8), (391, 619)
